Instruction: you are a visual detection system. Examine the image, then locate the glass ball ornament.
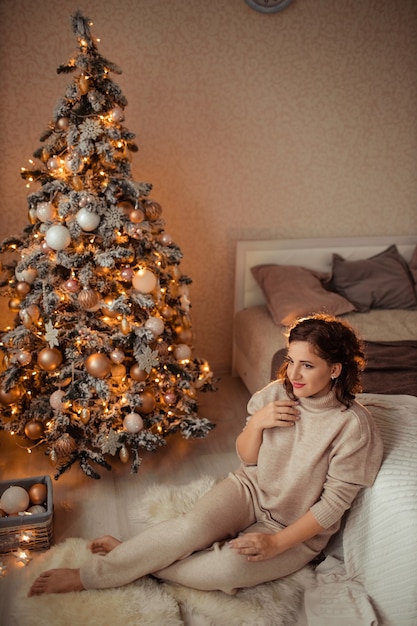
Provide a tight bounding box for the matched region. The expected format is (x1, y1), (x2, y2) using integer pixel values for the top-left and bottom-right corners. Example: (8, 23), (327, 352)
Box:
(28, 483), (47, 505)
(130, 363), (148, 382)
(15, 268), (37, 284)
(8, 297), (21, 312)
(76, 208), (100, 232)
(56, 116), (69, 130)
(143, 199), (162, 221)
(28, 504), (46, 514)
(120, 266), (133, 281)
(163, 391), (177, 405)
(0, 486), (29, 515)
(50, 389), (69, 410)
(37, 347), (63, 371)
(45, 224), (71, 250)
(110, 106), (125, 123)
(110, 348), (125, 364)
(111, 363), (126, 380)
(0, 385), (22, 405)
(80, 407), (90, 425)
(85, 353), (111, 378)
(64, 278), (80, 293)
(137, 391), (156, 414)
(159, 232), (173, 245)
(24, 420), (44, 440)
(123, 412), (144, 433)
(78, 288), (100, 310)
(174, 344), (192, 361)
(145, 316), (164, 337)
(54, 433), (76, 458)
(129, 208), (144, 224)
(47, 156), (62, 172)
(17, 350), (32, 366)
(119, 445), (130, 463)
(36, 201), (56, 223)
(101, 295), (119, 318)
(16, 281), (31, 297)
(132, 268), (157, 293)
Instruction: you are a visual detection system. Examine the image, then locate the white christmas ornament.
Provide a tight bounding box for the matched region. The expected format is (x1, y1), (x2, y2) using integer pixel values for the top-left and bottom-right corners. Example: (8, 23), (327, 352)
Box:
(123, 412), (144, 433)
(0, 486), (29, 514)
(15, 268), (37, 284)
(50, 389), (69, 410)
(132, 269), (157, 293)
(145, 316), (164, 336)
(45, 224), (71, 250)
(28, 504), (46, 514)
(36, 202), (56, 222)
(76, 208), (101, 232)
(174, 344), (192, 361)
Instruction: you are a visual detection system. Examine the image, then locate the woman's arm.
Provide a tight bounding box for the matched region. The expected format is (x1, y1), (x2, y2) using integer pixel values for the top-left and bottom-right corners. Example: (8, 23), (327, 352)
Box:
(236, 399), (300, 464)
(229, 510), (323, 561)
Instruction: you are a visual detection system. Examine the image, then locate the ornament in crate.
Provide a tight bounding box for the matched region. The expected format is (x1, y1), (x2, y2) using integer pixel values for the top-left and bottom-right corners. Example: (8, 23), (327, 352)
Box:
(0, 475), (53, 553)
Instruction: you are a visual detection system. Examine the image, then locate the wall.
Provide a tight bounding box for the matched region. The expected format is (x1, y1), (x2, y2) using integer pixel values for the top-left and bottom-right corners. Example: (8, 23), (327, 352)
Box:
(0, 0), (416, 372)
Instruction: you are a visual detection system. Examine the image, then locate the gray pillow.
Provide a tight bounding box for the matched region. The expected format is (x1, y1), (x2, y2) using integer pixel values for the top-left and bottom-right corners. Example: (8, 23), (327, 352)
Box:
(329, 245), (417, 312)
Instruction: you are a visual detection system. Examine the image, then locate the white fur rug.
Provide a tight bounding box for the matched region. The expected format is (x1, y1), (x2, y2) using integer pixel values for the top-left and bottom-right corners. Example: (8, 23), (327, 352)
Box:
(11, 476), (315, 626)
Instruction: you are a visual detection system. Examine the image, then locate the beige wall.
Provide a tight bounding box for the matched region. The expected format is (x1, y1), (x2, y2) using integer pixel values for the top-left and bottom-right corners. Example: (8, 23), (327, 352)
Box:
(0, 0), (416, 373)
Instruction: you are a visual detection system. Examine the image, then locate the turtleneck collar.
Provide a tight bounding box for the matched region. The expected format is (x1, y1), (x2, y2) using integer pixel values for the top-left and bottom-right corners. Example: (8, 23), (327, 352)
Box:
(297, 388), (342, 412)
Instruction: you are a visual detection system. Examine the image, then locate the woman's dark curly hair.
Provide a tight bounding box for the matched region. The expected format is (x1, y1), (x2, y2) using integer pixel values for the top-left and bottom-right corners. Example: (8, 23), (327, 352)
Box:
(277, 313), (365, 408)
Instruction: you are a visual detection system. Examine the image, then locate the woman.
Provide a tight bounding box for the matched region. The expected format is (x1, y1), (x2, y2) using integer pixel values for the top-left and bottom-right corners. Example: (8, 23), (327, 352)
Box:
(29, 313), (383, 596)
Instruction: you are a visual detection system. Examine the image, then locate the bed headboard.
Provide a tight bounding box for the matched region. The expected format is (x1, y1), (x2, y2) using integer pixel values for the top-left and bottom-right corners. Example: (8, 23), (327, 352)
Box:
(234, 235), (417, 313)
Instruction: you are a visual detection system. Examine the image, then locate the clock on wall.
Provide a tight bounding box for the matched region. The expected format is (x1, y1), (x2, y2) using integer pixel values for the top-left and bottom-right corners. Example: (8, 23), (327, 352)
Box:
(245, 0), (294, 13)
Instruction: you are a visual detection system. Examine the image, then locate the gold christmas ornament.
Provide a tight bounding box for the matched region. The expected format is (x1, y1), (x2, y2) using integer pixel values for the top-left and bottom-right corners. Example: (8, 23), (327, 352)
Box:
(143, 199), (162, 221)
(129, 208), (144, 224)
(120, 317), (131, 335)
(85, 353), (111, 378)
(80, 407), (90, 424)
(0, 385), (23, 405)
(24, 420), (45, 440)
(37, 347), (63, 371)
(54, 433), (76, 457)
(8, 297), (21, 312)
(101, 295), (119, 318)
(28, 482), (47, 505)
(137, 391), (156, 414)
(119, 445), (130, 463)
(78, 288), (100, 310)
(110, 348), (125, 364)
(130, 364), (148, 382)
(16, 281), (31, 297)
(111, 363), (126, 380)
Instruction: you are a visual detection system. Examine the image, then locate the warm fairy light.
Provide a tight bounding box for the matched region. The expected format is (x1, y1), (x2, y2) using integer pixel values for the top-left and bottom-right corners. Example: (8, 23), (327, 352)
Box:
(14, 549), (31, 566)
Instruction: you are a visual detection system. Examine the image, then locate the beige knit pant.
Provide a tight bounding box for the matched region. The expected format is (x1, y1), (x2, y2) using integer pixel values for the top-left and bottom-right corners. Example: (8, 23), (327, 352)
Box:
(80, 475), (317, 594)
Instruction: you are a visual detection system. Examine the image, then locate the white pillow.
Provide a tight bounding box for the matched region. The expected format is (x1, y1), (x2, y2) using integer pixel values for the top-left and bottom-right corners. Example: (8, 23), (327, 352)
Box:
(342, 394), (417, 626)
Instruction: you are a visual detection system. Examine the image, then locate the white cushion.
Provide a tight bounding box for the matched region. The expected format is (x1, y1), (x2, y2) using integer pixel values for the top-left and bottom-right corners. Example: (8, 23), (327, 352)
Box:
(343, 394), (417, 626)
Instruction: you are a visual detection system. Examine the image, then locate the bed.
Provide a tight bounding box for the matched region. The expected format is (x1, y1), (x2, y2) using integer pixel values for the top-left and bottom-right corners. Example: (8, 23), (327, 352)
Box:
(232, 235), (417, 626)
(233, 235), (417, 396)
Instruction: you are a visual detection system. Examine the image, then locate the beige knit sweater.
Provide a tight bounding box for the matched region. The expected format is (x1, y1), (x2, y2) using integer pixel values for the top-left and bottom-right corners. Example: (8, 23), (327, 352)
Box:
(234, 381), (384, 552)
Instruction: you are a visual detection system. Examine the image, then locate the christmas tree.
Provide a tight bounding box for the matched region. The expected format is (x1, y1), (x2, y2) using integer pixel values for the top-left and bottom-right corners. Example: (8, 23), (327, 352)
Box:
(0, 11), (216, 479)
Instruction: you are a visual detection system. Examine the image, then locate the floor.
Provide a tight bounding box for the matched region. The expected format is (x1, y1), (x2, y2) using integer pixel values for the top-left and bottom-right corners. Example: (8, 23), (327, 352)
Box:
(0, 374), (251, 624)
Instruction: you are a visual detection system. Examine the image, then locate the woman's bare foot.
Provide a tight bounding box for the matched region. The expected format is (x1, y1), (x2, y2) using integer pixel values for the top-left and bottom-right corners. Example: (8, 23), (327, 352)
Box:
(88, 535), (121, 554)
(28, 568), (84, 596)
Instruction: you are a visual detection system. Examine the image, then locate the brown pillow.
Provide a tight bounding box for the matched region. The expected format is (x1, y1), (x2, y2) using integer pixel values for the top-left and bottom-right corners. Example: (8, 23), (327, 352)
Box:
(251, 264), (355, 326)
(329, 245), (417, 312)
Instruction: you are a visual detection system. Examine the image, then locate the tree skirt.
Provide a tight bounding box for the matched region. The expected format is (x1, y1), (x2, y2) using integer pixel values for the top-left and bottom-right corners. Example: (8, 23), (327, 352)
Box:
(11, 477), (315, 626)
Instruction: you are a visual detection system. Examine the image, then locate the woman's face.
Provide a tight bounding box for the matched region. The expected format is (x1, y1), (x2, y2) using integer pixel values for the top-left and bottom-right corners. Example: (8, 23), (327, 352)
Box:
(285, 341), (341, 399)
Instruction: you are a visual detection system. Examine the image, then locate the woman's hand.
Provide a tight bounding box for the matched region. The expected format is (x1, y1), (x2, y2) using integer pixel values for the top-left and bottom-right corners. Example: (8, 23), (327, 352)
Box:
(236, 400), (300, 464)
(229, 532), (282, 561)
(251, 400), (300, 430)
